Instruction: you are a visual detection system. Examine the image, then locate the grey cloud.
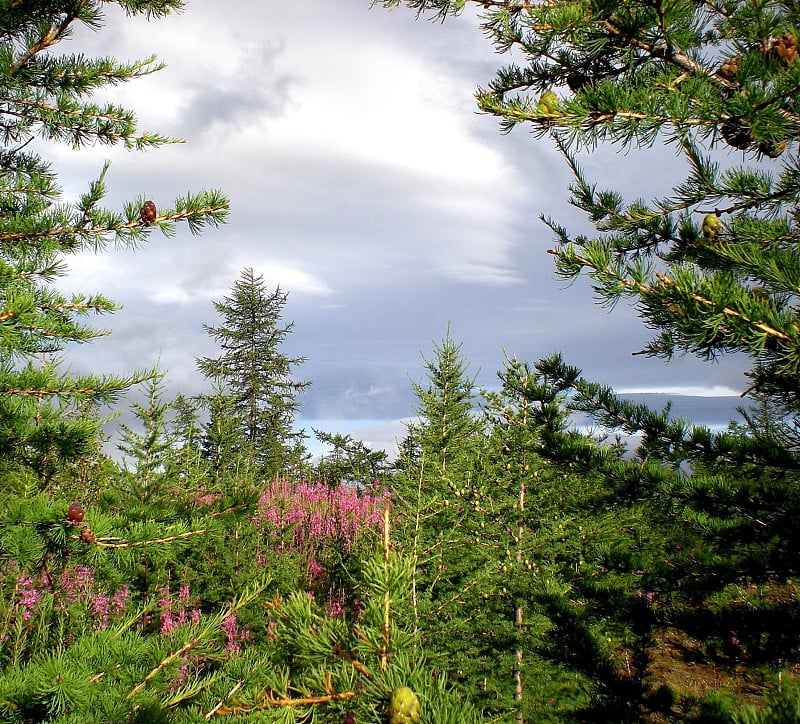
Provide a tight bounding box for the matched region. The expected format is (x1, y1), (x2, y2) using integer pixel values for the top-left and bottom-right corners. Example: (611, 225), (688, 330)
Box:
(178, 43), (298, 139)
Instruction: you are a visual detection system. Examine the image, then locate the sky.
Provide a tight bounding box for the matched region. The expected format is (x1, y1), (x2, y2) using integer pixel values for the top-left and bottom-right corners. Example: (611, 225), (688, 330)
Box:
(50, 0), (752, 455)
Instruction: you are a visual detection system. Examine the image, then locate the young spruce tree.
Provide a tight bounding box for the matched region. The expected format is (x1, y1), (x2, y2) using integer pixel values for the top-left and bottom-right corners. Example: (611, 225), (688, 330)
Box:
(394, 331), (495, 706)
(197, 268), (310, 480)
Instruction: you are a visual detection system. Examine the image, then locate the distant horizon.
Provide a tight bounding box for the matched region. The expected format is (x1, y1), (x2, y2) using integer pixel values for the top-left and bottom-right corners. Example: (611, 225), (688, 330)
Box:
(299, 390), (749, 461)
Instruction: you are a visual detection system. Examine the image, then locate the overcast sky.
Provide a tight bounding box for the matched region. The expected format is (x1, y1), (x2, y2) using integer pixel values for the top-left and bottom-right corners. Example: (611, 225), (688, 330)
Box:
(51, 0), (751, 453)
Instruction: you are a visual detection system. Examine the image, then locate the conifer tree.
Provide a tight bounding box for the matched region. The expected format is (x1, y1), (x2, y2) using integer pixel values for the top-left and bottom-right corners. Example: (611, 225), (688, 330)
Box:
(375, 0), (800, 429)
(116, 372), (172, 509)
(313, 429), (391, 487)
(404, 328), (484, 476)
(163, 392), (209, 488)
(393, 332), (494, 705)
(197, 268), (310, 479)
(196, 377), (251, 480)
(0, 0), (228, 485)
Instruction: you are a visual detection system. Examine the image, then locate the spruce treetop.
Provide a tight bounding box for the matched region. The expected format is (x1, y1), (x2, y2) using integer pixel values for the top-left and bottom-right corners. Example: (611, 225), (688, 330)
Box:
(197, 268), (310, 477)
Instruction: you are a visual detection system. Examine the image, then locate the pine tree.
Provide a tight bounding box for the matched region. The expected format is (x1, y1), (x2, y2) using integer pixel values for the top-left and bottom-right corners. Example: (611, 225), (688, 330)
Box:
(116, 372), (172, 509)
(197, 268), (310, 479)
(196, 377), (251, 480)
(376, 0), (800, 426)
(393, 331), (496, 707)
(163, 392), (209, 489)
(0, 0), (228, 485)
(406, 327), (483, 475)
(313, 429), (391, 487)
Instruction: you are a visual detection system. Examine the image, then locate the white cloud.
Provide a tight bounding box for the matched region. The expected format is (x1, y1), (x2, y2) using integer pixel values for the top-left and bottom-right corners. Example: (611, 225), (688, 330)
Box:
(616, 385), (743, 397)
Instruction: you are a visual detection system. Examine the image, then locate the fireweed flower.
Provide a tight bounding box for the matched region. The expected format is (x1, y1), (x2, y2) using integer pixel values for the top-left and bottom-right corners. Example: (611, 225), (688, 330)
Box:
(111, 585), (130, 617)
(326, 589), (346, 618)
(17, 576), (41, 621)
(254, 479), (389, 553)
(221, 614), (250, 653)
(158, 583), (202, 635)
(307, 558), (326, 579)
(158, 586), (177, 635)
(92, 595), (110, 628)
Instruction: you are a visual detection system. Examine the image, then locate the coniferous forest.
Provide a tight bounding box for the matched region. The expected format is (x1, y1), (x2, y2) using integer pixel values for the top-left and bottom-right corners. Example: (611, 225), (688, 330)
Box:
(2, 0), (800, 722)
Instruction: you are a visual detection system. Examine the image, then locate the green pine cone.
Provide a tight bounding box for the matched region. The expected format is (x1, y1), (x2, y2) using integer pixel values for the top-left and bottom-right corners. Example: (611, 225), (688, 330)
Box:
(701, 213), (720, 242)
(536, 90), (560, 116)
(388, 686), (421, 724)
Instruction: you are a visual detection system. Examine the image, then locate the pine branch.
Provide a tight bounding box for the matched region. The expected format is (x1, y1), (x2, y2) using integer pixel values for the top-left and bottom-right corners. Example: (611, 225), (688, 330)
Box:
(600, 16), (736, 94)
(127, 581), (269, 701)
(0, 202), (229, 245)
(203, 680), (244, 720)
(207, 684), (359, 717)
(9, 9), (77, 74)
(85, 527), (208, 549)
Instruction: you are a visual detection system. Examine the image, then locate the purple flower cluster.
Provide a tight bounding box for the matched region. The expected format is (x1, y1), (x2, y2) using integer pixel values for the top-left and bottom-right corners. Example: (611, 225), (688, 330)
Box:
(220, 613), (251, 653)
(252, 480), (388, 621)
(253, 479), (388, 553)
(158, 583), (201, 635)
(325, 588), (346, 618)
(59, 566), (130, 628)
(17, 576), (41, 621)
(14, 566), (129, 628)
(192, 486), (222, 508)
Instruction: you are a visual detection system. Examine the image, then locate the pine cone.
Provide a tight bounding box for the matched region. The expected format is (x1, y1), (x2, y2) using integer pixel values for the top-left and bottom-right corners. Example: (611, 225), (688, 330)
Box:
(776, 33), (798, 66)
(140, 200), (157, 224)
(721, 117), (753, 150)
(536, 90), (560, 117)
(702, 213), (721, 242)
(67, 502), (84, 524)
(387, 687), (421, 724)
(567, 71), (589, 92)
(756, 138), (787, 158)
(80, 525), (96, 545)
(716, 55), (740, 81)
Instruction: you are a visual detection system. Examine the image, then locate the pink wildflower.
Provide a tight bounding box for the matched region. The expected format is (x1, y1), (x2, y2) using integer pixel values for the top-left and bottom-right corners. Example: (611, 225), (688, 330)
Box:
(326, 589), (346, 618)
(92, 595), (110, 628)
(111, 585), (130, 617)
(221, 614), (250, 653)
(18, 576), (42, 621)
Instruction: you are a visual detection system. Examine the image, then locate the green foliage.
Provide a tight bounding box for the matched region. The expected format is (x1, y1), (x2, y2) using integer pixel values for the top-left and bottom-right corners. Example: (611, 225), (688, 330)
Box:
(8, 0), (800, 720)
(735, 682), (800, 724)
(375, 0), (800, 718)
(377, 0), (800, 418)
(115, 372), (175, 512)
(313, 429), (391, 487)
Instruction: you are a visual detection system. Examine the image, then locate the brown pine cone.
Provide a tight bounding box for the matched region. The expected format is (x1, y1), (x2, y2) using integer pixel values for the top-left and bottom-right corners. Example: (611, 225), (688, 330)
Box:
(140, 200), (157, 224)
